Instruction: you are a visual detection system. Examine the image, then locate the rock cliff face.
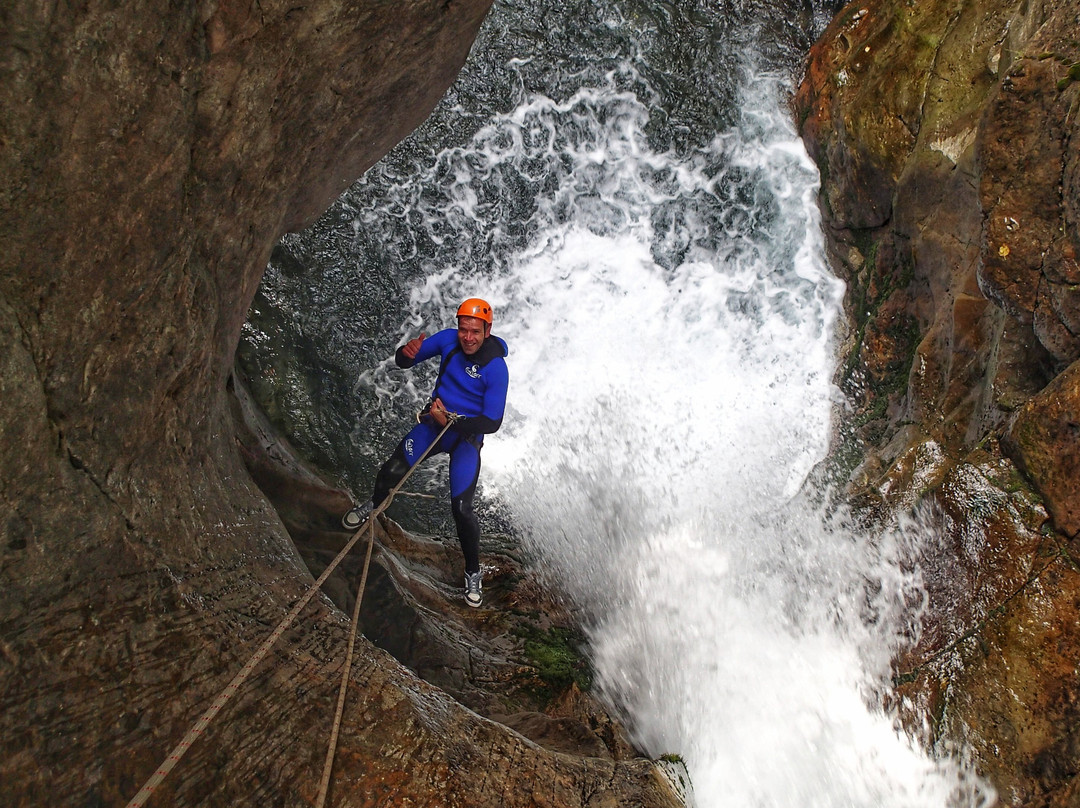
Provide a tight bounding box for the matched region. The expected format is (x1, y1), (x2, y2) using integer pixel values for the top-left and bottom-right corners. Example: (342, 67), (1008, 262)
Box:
(796, 0), (1080, 802)
(0, 2), (681, 805)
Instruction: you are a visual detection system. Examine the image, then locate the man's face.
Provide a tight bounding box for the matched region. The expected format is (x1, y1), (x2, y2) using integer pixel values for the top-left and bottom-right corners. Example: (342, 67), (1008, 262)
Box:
(457, 316), (490, 355)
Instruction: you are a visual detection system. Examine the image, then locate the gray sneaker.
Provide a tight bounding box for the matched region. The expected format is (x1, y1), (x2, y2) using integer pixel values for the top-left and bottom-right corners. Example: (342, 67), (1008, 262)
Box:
(342, 500), (373, 531)
(464, 571), (483, 608)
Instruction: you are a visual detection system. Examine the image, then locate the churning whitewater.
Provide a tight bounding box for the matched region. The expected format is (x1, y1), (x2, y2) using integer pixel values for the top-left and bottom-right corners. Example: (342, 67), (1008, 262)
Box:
(380, 76), (981, 808)
(249, 0), (994, 804)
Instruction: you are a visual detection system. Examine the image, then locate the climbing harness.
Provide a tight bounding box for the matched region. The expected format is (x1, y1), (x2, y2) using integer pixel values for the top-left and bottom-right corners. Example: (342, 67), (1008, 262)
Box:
(127, 412), (460, 808)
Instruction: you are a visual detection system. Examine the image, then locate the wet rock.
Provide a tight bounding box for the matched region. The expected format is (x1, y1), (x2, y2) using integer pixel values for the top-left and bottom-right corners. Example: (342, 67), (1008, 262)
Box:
(1004, 360), (1080, 540)
(883, 444), (1079, 805)
(979, 51), (1080, 359)
(798, 0), (1080, 800)
(0, 1), (682, 805)
(233, 375), (676, 787)
(798, 0), (1078, 526)
(335, 518), (637, 762)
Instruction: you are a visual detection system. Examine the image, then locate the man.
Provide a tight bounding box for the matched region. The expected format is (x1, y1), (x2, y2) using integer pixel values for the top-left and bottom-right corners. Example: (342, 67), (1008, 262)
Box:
(342, 298), (509, 608)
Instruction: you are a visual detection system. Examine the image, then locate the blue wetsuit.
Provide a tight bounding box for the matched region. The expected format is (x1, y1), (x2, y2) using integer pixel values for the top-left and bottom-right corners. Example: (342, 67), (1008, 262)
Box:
(371, 328), (509, 574)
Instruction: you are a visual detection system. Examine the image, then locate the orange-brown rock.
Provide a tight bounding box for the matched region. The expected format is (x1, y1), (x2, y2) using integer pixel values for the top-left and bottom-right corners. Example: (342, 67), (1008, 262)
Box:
(797, 0), (1080, 801)
(979, 45), (1080, 364)
(1004, 360), (1080, 540)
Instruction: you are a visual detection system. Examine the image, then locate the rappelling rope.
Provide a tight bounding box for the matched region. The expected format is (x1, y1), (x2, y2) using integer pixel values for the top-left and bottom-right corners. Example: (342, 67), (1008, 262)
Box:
(314, 411), (458, 807)
(314, 525), (374, 808)
(126, 412), (459, 808)
(313, 505), (375, 803)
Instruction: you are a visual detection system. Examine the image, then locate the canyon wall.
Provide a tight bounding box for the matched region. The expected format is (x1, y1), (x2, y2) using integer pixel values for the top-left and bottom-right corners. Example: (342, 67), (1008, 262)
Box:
(6, 0), (1078, 801)
(0, 2), (680, 805)
(796, 0), (1080, 802)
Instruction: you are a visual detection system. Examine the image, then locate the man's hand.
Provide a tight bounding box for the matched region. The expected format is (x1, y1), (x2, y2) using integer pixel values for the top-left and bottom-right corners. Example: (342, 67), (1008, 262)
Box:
(430, 397), (449, 427)
(402, 333), (426, 359)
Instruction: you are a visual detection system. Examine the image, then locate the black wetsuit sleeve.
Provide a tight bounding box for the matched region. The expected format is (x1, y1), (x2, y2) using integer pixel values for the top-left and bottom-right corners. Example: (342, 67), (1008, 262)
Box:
(394, 346), (415, 368)
(454, 414), (503, 435)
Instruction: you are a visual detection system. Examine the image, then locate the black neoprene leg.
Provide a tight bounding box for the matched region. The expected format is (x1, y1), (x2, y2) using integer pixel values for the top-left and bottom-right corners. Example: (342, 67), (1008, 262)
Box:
(451, 479), (481, 575)
(375, 428), (481, 574)
(371, 443), (412, 506)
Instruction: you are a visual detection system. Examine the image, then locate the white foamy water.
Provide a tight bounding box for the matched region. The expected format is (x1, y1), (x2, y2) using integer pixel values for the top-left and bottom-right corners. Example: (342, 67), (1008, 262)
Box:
(373, 62), (992, 807)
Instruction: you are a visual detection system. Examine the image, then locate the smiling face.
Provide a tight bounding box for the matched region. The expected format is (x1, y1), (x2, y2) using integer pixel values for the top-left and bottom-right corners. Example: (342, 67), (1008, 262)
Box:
(457, 315), (490, 355)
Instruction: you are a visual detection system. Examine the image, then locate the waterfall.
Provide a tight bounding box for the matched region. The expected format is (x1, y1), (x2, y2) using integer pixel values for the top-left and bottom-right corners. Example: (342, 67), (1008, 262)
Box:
(245, 0), (995, 804)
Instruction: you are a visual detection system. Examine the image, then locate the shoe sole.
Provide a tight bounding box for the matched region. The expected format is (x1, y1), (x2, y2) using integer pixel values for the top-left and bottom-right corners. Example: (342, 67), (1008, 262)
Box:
(342, 509), (368, 530)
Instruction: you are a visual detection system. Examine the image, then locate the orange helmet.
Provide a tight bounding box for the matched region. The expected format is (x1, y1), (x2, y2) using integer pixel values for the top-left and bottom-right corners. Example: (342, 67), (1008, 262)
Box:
(457, 297), (493, 324)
